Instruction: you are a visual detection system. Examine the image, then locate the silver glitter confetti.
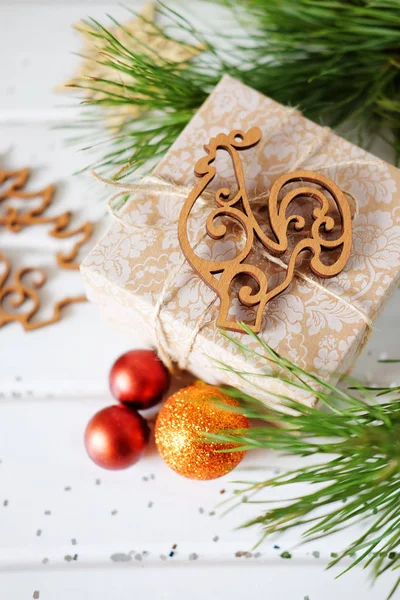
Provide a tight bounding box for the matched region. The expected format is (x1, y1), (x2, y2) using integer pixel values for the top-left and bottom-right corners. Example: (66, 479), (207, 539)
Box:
(110, 553), (131, 563)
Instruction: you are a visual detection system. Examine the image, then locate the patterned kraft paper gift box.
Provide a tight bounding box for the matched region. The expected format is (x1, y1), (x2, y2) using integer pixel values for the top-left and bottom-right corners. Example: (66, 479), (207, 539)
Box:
(81, 75), (400, 408)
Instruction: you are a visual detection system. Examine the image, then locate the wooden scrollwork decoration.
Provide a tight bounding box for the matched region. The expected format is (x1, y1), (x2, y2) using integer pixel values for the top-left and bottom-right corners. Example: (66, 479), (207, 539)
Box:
(178, 127), (352, 334)
(0, 167), (92, 331)
(0, 168), (93, 269)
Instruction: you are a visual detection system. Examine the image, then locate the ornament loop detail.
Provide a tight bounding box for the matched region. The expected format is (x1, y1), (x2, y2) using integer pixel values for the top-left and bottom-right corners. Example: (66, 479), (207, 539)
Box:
(178, 128), (353, 333)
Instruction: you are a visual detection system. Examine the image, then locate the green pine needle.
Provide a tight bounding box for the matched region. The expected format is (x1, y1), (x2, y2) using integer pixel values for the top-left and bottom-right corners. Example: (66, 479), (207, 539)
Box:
(69, 0), (400, 178)
(208, 323), (400, 597)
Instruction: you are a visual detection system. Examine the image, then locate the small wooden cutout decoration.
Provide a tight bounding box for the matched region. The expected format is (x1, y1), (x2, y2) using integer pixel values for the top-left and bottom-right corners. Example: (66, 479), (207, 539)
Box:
(0, 168), (93, 269)
(0, 253), (86, 331)
(0, 168), (92, 331)
(178, 128), (353, 334)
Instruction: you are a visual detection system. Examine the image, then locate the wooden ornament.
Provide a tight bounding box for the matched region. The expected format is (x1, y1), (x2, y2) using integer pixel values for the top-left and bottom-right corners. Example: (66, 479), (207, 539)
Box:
(178, 128), (353, 334)
(0, 253), (86, 331)
(0, 168), (93, 331)
(0, 168), (93, 269)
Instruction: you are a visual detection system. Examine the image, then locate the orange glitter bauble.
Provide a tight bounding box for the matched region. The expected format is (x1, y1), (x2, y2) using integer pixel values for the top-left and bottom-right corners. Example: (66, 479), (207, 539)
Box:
(155, 383), (250, 480)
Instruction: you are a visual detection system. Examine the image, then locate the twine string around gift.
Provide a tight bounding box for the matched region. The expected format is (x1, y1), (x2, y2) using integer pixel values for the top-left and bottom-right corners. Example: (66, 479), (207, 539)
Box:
(93, 117), (381, 372)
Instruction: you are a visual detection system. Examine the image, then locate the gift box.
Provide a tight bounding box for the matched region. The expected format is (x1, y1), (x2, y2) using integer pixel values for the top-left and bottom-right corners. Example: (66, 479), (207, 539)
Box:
(81, 75), (400, 408)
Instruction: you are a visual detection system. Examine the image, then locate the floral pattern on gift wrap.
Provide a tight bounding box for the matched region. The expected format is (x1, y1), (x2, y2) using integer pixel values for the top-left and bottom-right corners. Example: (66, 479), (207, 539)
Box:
(212, 142), (274, 195)
(314, 335), (354, 373)
(127, 254), (170, 292)
(161, 150), (194, 183)
(347, 163), (396, 207)
(349, 211), (400, 292)
(128, 230), (158, 258)
(156, 193), (199, 251)
(203, 323), (265, 367)
(210, 76), (269, 117)
(168, 239), (238, 320)
(304, 291), (361, 335)
(263, 116), (321, 175)
(172, 271), (216, 320)
(280, 332), (308, 369)
(306, 133), (397, 207)
(323, 271), (352, 296)
(87, 225), (132, 286)
(122, 196), (153, 225)
(259, 291), (304, 346)
(321, 163), (396, 209)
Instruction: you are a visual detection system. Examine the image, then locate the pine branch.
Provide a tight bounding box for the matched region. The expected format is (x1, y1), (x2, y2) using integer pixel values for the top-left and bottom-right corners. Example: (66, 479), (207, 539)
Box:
(207, 323), (400, 597)
(66, 0), (400, 179)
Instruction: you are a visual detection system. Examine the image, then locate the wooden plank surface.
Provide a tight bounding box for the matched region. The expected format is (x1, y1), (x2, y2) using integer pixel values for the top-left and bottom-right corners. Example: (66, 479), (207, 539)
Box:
(0, 3), (399, 599)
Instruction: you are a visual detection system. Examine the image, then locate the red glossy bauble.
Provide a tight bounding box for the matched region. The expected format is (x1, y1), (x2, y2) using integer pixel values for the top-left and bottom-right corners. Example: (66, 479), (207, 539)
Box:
(109, 349), (170, 409)
(84, 405), (150, 470)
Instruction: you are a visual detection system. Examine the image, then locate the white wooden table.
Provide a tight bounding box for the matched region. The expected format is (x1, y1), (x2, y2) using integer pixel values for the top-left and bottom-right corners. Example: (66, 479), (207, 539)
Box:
(0, 2), (399, 599)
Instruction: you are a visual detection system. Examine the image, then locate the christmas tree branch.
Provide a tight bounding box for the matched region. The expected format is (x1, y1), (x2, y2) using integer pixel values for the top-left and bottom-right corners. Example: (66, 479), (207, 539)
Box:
(206, 324), (400, 597)
(65, 0), (400, 179)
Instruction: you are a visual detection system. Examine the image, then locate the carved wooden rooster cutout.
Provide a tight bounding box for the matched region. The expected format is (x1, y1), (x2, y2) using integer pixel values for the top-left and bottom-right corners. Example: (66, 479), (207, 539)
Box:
(178, 128), (352, 333)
